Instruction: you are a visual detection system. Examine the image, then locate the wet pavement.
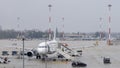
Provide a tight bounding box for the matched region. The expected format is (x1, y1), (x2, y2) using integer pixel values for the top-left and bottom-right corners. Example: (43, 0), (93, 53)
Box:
(0, 40), (120, 68)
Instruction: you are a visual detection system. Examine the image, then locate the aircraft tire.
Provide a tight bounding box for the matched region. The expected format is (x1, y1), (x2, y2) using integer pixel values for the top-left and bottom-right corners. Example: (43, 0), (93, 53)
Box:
(36, 55), (41, 59)
(53, 59), (56, 61)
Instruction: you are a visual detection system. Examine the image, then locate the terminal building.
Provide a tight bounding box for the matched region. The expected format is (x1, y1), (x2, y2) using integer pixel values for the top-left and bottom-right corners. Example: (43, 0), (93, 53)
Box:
(62, 32), (106, 41)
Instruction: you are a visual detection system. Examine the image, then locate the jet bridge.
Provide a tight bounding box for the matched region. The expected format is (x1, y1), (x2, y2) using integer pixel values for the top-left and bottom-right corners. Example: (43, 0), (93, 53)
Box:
(57, 43), (81, 61)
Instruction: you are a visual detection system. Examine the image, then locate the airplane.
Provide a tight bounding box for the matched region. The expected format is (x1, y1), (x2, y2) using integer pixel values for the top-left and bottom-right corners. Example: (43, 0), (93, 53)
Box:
(25, 28), (83, 61)
(26, 29), (65, 60)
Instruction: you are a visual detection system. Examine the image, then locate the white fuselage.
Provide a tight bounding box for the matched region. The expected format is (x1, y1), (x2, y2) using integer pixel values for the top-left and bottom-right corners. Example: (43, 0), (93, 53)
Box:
(36, 40), (58, 55)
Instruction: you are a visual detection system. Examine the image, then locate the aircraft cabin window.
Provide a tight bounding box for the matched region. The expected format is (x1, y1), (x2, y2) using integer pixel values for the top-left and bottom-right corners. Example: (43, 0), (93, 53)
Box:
(39, 46), (48, 48)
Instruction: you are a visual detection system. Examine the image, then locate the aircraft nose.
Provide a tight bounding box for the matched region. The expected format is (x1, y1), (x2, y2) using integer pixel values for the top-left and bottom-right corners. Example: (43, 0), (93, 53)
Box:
(37, 48), (47, 54)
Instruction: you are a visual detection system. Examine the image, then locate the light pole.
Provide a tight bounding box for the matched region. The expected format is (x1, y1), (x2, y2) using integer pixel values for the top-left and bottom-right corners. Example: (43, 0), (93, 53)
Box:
(17, 17), (20, 39)
(62, 17), (65, 40)
(48, 4), (52, 40)
(107, 4), (112, 45)
(99, 17), (102, 40)
(22, 37), (25, 68)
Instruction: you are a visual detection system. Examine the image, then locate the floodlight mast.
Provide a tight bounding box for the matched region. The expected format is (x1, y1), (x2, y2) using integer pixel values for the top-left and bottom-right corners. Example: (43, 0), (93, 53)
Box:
(48, 4), (52, 40)
(107, 4), (112, 45)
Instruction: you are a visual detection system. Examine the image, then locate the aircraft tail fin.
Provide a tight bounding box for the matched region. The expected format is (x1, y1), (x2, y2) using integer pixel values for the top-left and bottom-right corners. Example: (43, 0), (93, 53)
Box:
(53, 28), (57, 40)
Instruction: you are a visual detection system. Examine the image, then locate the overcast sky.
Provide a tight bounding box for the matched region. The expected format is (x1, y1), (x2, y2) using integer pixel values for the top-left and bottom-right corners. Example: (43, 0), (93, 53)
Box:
(0, 0), (120, 32)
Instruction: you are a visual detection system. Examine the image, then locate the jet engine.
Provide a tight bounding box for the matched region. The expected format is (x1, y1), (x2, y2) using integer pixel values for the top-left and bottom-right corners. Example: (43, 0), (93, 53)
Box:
(27, 51), (34, 57)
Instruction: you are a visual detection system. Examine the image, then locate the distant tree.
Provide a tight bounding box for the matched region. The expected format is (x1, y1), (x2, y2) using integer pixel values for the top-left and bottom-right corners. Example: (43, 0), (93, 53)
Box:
(95, 32), (100, 38)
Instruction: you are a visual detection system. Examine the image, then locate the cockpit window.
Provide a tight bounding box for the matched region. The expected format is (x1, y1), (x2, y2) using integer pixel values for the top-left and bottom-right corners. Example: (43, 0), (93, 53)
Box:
(39, 46), (47, 48)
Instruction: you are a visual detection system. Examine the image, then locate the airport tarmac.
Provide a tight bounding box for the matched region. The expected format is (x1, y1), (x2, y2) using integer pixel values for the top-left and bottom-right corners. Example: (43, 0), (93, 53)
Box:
(0, 40), (120, 68)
